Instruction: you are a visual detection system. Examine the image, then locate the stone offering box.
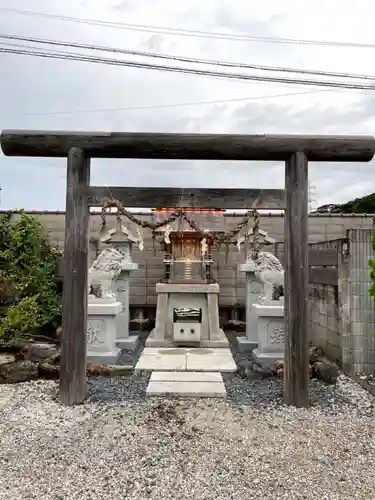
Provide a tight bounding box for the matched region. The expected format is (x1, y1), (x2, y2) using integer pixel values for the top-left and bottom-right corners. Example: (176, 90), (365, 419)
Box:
(252, 302), (284, 367)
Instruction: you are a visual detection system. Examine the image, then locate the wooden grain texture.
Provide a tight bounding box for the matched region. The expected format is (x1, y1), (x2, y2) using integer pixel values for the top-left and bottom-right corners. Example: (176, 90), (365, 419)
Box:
(88, 186), (286, 209)
(308, 267), (338, 286)
(60, 148), (90, 406)
(284, 152), (309, 408)
(1, 130), (375, 161)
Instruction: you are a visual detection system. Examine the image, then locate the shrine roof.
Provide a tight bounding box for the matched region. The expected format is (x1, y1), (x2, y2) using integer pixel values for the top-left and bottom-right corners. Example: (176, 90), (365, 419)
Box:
(155, 212), (228, 233)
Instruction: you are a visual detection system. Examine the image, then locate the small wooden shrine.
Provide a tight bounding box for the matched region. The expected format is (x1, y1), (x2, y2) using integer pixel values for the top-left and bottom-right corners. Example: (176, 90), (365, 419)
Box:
(155, 208), (224, 283)
(148, 207), (228, 347)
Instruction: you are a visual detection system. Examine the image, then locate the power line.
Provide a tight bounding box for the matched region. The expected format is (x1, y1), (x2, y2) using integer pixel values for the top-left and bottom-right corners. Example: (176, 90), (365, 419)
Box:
(2, 45), (375, 91)
(21, 89), (331, 116)
(0, 40), (84, 56)
(3, 33), (375, 82)
(2, 7), (375, 49)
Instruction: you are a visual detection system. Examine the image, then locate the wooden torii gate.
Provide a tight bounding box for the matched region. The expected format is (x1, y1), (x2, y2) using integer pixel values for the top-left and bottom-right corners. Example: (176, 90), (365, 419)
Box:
(1, 130), (374, 407)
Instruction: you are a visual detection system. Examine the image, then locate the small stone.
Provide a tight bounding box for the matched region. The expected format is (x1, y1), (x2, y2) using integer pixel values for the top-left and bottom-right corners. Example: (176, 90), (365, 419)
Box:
(273, 360), (284, 372)
(0, 339), (30, 357)
(313, 360), (339, 385)
(309, 345), (324, 363)
(237, 359), (253, 378)
(227, 319), (246, 332)
(130, 317), (151, 330)
(22, 342), (59, 362)
(39, 362), (60, 379)
(0, 353), (16, 366)
(49, 351), (60, 363)
(270, 360), (320, 380)
(106, 365), (133, 377)
(252, 361), (273, 378)
(0, 360), (38, 383)
(86, 363), (110, 377)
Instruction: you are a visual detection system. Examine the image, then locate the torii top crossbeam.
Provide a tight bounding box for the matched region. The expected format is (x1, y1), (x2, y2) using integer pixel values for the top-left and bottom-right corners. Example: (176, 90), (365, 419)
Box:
(1, 130), (375, 162)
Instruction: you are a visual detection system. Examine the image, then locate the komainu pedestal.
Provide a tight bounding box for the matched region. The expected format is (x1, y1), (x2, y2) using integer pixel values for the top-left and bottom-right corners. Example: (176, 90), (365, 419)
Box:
(252, 303), (284, 366)
(86, 298), (122, 364)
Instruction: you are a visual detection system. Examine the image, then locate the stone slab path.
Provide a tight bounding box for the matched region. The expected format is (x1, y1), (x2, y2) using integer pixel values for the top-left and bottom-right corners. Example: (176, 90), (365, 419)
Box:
(135, 347), (237, 372)
(146, 371), (226, 398)
(135, 347), (236, 398)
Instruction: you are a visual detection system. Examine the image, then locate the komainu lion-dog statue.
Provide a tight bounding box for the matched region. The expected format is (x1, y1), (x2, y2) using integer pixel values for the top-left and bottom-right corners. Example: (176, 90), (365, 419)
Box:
(249, 251), (284, 304)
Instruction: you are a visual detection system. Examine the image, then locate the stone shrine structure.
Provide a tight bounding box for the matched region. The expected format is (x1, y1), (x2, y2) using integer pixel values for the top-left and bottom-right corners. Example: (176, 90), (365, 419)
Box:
(146, 209), (228, 348)
(100, 225), (139, 349)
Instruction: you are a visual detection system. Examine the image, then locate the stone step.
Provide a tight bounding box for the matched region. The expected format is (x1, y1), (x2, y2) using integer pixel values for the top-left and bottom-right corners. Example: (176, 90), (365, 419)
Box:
(146, 371), (226, 398)
(135, 347), (237, 372)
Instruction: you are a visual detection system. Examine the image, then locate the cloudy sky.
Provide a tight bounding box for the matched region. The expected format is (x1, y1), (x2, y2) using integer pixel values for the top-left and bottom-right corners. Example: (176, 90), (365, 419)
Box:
(1, 0), (375, 211)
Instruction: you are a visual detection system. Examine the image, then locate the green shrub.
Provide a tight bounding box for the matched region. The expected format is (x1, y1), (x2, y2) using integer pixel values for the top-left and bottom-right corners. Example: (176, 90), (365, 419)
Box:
(0, 210), (62, 341)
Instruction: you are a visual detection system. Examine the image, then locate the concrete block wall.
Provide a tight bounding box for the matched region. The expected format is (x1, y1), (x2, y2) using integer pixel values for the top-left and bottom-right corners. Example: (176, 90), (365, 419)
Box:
(275, 231), (375, 374)
(348, 229), (375, 374)
(3, 210), (375, 312)
(274, 238), (346, 368)
(309, 283), (341, 364)
(4, 210), (375, 373)
(307, 239), (346, 366)
(12, 210), (374, 249)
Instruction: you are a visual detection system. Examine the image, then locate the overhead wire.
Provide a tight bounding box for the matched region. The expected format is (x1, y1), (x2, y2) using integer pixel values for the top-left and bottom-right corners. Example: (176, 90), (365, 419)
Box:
(2, 45), (375, 91)
(20, 88), (332, 116)
(0, 40), (333, 115)
(2, 33), (375, 82)
(2, 11), (374, 118)
(2, 7), (375, 49)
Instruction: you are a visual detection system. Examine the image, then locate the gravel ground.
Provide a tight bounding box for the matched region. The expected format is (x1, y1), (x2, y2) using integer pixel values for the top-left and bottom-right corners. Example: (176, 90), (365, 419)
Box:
(1, 374), (375, 500)
(1, 331), (374, 499)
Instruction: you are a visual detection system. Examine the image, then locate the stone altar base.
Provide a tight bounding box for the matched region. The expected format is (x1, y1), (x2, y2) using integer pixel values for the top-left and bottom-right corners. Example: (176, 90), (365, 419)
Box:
(252, 302), (284, 367)
(146, 283), (228, 348)
(86, 298), (122, 364)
